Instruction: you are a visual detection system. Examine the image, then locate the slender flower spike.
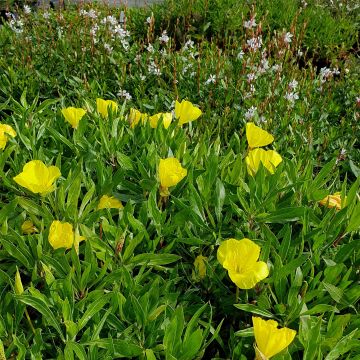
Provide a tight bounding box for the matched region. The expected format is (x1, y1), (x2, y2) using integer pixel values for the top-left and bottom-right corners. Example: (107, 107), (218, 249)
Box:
(0, 123), (17, 150)
(245, 148), (282, 176)
(98, 195), (124, 210)
(48, 220), (85, 250)
(96, 98), (118, 118)
(149, 112), (172, 129)
(13, 160), (61, 196)
(246, 122), (274, 149)
(175, 99), (202, 126)
(319, 192), (344, 210)
(21, 220), (38, 234)
(252, 317), (296, 359)
(217, 238), (269, 289)
(129, 108), (148, 128)
(159, 158), (187, 195)
(61, 107), (87, 129)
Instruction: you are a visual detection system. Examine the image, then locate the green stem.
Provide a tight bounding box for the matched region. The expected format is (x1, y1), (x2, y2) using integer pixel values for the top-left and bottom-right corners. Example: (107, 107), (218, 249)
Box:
(25, 308), (36, 334)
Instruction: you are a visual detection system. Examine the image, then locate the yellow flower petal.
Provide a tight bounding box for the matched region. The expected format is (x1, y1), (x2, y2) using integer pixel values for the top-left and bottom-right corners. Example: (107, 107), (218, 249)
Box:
(48, 220), (85, 250)
(149, 112), (173, 129)
(97, 195), (124, 210)
(175, 99), (202, 126)
(61, 107), (87, 129)
(159, 158), (187, 188)
(228, 261), (269, 289)
(245, 148), (282, 176)
(13, 160), (61, 196)
(0, 124), (17, 150)
(129, 108), (148, 128)
(217, 238), (269, 289)
(319, 192), (343, 210)
(253, 317), (296, 359)
(96, 98), (118, 118)
(246, 122), (274, 149)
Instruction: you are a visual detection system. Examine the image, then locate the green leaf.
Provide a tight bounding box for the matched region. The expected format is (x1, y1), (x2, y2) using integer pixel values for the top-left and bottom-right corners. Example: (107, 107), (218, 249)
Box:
(15, 295), (65, 342)
(130, 254), (181, 266)
(83, 339), (143, 357)
(77, 294), (110, 331)
(256, 207), (306, 223)
(322, 282), (344, 303)
(346, 201), (360, 233)
(233, 304), (274, 318)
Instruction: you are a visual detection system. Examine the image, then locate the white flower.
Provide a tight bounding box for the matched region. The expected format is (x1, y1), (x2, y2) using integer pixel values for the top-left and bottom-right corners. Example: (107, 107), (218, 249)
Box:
(183, 39), (194, 51)
(148, 60), (161, 76)
(247, 36), (262, 51)
(160, 48), (167, 57)
(332, 68), (340, 75)
(159, 30), (170, 44)
(205, 74), (216, 85)
(87, 9), (97, 19)
(247, 73), (257, 82)
(244, 106), (257, 120)
(9, 19), (24, 34)
(140, 74), (146, 81)
(90, 25), (99, 36)
(237, 50), (245, 60)
(190, 71), (196, 78)
(272, 64), (282, 72)
(146, 16), (152, 24)
(146, 43), (154, 53)
(79, 9), (87, 16)
(288, 79), (298, 90)
(23, 5), (31, 14)
(43, 11), (50, 19)
(284, 92), (299, 104)
(356, 96), (360, 105)
(259, 116), (267, 123)
(243, 17), (257, 29)
(117, 90), (132, 101)
(101, 15), (117, 26)
(104, 43), (113, 53)
(284, 32), (293, 44)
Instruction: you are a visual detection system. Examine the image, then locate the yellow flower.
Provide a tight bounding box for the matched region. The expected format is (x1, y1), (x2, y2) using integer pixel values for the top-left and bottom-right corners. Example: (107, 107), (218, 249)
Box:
(98, 195), (124, 210)
(194, 255), (207, 279)
(0, 123), (17, 150)
(13, 160), (61, 196)
(96, 98), (118, 118)
(159, 158), (187, 192)
(252, 317), (296, 359)
(246, 122), (274, 149)
(217, 238), (269, 289)
(129, 108), (149, 128)
(149, 112), (173, 129)
(319, 192), (344, 210)
(245, 148), (282, 176)
(48, 220), (85, 250)
(61, 107), (87, 129)
(21, 220), (38, 234)
(175, 99), (202, 126)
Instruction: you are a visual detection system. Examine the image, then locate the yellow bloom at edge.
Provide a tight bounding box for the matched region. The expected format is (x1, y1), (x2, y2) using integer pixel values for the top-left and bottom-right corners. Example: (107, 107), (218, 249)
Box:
(97, 195), (124, 210)
(159, 158), (187, 192)
(61, 107), (87, 129)
(96, 98), (118, 118)
(245, 148), (282, 176)
(319, 192), (344, 210)
(149, 112), (173, 129)
(175, 99), (202, 126)
(13, 160), (61, 196)
(194, 255), (207, 279)
(21, 220), (39, 235)
(246, 122), (274, 149)
(129, 108), (149, 128)
(217, 238), (269, 289)
(48, 220), (85, 250)
(252, 317), (296, 359)
(0, 123), (17, 150)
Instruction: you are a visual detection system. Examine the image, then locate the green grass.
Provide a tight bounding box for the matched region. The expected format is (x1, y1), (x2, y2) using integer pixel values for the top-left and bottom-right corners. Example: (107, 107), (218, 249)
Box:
(0, 0), (359, 359)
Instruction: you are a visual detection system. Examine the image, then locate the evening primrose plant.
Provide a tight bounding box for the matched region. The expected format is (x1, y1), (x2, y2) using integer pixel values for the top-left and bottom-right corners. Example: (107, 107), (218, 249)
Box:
(0, 1), (359, 359)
